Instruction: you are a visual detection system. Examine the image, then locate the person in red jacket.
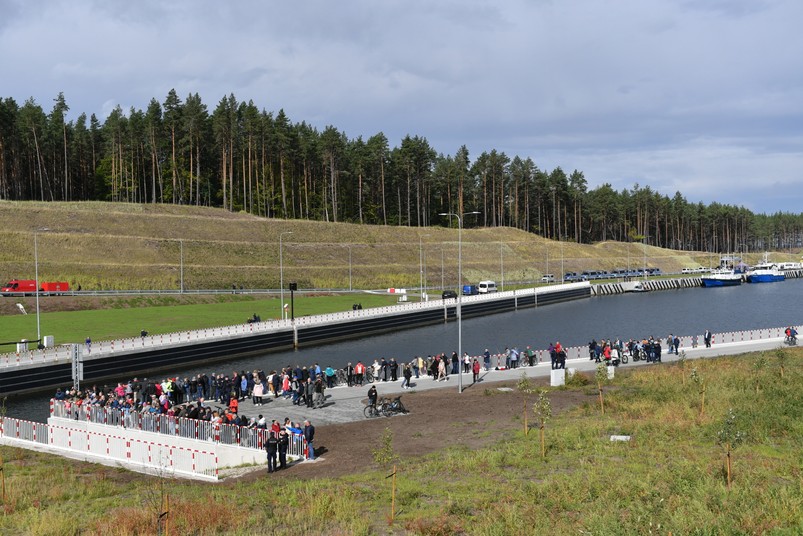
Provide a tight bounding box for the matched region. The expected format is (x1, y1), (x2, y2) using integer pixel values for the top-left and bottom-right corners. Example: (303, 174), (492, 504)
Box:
(472, 358), (481, 383)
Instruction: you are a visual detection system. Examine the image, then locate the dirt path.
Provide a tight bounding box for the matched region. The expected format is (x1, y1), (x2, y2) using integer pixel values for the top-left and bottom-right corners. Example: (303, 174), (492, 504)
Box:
(231, 376), (591, 482)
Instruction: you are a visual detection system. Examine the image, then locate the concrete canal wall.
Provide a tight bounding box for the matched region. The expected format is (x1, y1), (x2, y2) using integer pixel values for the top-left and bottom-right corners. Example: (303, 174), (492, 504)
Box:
(0, 283), (592, 396)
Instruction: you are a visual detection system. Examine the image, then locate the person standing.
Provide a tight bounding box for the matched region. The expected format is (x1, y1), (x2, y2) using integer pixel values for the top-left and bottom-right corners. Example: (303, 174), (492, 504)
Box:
(266, 429), (278, 473)
(346, 362), (355, 387)
(367, 385), (378, 414)
(390, 358), (399, 382)
(704, 329), (712, 348)
(472, 358), (481, 383)
(401, 363), (412, 389)
(303, 420), (315, 460)
(277, 429), (289, 470)
(305, 378), (314, 408)
(483, 349), (491, 371)
(85, 337), (91, 354)
(526, 346), (536, 367)
(354, 361), (364, 386)
(437, 357), (447, 381)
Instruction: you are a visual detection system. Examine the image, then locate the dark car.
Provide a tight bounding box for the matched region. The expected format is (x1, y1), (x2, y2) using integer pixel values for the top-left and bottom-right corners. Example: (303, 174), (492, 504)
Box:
(442, 290), (458, 299)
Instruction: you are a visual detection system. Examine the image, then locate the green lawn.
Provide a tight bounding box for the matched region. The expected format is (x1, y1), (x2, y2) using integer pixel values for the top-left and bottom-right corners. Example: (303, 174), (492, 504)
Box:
(0, 350), (801, 534)
(1, 293), (400, 345)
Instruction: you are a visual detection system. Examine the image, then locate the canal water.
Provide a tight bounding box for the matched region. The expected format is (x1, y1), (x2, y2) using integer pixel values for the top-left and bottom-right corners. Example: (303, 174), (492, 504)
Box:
(10, 279), (801, 421)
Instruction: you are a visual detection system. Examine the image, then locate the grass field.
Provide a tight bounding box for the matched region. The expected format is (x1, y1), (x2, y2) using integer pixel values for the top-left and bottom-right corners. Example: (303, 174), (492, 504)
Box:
(0, 349), (801, 534)
(2, 293), (400, 344)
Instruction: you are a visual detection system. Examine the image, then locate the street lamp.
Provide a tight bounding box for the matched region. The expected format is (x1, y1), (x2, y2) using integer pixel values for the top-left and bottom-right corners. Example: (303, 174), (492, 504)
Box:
(441, 247), (445, 290)
(34, 232), (41, 343)
(33, 227), (50, 346)
(439, 211), (480, 394)
(500, 241), (504, 291)
(179, 239), (184, 293)
(279, 231), (293, 320)
(419, 234), (430, 301)
(642, 235), (650, 280)
(347, 245), (353, 291)
(550, 186), (557, 240)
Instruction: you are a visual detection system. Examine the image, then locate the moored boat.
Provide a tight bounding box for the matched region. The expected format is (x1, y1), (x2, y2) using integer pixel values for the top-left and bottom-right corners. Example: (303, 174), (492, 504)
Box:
(701, 269), (743, 287)
(746, 254), (785, 283)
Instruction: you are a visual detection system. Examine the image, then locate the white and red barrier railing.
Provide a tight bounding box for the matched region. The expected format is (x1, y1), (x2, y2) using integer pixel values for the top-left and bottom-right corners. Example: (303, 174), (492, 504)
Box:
(50, 400), (306, 454)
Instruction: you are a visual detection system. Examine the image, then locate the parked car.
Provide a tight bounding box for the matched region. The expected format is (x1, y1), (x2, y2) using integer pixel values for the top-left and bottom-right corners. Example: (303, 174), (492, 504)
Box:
(541, 274), (555, 283)
(442, 290), (458, 299)
(478, 280), (497, 293)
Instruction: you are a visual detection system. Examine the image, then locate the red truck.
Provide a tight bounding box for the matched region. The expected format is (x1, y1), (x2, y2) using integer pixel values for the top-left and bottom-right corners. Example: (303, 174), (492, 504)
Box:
(1, 279), (70, 296)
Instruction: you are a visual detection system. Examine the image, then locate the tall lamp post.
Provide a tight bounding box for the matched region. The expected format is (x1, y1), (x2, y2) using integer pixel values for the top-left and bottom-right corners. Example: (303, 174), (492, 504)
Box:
(419, 234), (430, 301)
(347, 245), (353, 291)
(439, 211), (480, 393)
(642, 235), (650, 280)
(33, 227), (50, 345)
(500, 241), (504, 291)
(279, 231), (293, 320)
(34, 232), (41, 343)
(179, 239), (184, 293)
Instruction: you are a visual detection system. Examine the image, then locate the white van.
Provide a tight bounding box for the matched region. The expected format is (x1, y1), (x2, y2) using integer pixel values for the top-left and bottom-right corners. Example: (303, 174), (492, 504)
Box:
(478, 280), (497, 293)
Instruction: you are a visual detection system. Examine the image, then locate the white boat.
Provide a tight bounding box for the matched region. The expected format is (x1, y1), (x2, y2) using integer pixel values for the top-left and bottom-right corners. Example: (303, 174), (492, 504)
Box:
(701, 268), (742, 287)
(622, 281), (646, 292)
(745, 254), (785, 283)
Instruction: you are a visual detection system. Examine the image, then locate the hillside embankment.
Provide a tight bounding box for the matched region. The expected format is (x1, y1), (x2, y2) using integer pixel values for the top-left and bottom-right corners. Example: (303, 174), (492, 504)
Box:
(0, 201), (796, 301)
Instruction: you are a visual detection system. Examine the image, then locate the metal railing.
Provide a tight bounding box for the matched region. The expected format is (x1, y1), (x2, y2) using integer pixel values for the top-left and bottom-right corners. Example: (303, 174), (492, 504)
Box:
(50, 399), (306, 454)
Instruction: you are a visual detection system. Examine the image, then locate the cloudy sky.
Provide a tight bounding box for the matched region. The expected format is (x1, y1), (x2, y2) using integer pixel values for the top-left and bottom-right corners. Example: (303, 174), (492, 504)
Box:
(2, 0), (802, 213)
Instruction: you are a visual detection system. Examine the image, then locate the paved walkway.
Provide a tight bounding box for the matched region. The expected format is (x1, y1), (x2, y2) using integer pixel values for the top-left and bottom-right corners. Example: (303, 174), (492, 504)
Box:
(229, 337), (791, 428)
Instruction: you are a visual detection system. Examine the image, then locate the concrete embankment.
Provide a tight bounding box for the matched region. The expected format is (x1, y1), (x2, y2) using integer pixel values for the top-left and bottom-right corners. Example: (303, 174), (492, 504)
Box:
(592, 277), (702, 295)
(0, 283), (593, 396)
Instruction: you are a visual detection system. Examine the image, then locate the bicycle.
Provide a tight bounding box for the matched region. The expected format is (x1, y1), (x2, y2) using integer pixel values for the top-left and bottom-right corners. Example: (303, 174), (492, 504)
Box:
(381, 396), (408, 417)
(363, 368), (375, 384)
(364, 400), (382, 418)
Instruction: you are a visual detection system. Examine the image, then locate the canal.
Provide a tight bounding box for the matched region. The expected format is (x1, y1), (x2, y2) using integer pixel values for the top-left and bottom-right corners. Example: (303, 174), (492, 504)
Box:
(10, 279), (802, 421)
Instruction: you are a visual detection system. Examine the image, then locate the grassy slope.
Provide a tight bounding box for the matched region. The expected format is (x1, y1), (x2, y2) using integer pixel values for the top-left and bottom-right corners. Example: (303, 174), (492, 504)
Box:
(2, 200), (792, 293)
(0, 350), (801, 535)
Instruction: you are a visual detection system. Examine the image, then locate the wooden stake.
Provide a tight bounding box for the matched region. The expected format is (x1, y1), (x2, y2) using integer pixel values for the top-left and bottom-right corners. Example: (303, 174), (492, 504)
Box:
(726, 448), (732, 490)
(0, 453), (5, 505)
(386, 465), (397, 525)
(523, 399), (528, 436)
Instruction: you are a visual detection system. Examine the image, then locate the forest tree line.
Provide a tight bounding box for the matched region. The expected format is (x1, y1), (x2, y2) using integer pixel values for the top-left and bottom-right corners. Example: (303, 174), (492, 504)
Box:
(0, 91), (801, 253)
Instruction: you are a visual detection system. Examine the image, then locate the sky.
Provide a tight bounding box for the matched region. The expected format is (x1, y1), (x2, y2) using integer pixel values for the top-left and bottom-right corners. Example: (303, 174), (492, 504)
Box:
(2, 0), (802, 214)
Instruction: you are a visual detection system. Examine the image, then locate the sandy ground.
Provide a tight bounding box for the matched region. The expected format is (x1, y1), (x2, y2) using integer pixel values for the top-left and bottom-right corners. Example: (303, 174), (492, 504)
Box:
(229, 374), (591, 482)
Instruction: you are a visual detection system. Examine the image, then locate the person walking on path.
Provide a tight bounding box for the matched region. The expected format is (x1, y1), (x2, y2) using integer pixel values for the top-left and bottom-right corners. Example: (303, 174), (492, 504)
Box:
(85, 337), (91, 354)
(401, 363), (413, 389)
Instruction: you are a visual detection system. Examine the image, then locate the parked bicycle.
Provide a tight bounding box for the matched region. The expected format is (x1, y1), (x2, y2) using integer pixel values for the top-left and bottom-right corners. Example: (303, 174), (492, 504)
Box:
(364, 396), (408, 418)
